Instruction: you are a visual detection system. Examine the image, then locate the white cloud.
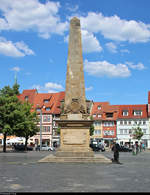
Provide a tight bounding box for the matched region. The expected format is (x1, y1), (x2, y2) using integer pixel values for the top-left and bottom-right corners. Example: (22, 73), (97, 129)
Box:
(0, 37), (34, 57)
(0, 0), (68, 39)
(81, 30), (102, 53)
(65, 4), (79, 12)
(105, 42), (117, 53)
(120, 49), (130, 53)
(126, 61), (145, 70)
(80, 12), (150, 43)
(64, 30), (102, 53)
(10, 66), (20, 72)
(84, 59), (131, 78)
(32, 82), (64, 93)
(15, 41), (34, 55)
(85, 86), (93, 91)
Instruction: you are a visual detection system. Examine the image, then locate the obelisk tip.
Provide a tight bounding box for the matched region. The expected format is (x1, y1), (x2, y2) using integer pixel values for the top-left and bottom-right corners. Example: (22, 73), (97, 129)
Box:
(70, 17), (80, 26)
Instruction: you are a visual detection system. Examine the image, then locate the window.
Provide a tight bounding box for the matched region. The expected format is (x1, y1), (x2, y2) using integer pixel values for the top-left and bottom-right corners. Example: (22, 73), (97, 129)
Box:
(124, 121), (127, 125)
(36, 108), (41, 112)
(45, 107), (51, 111)
(97, 106), (101, 110)
(43, 126), (47, 132)
(120, 129), (123, 134)
(103, 121), (114, 126)
(106, 113), (113, 118)
(133, 110), (142, 116)
(44, 99), (49, 103)
(134, 121), (138, 125)
(94, 130), (101, 135)
(93, 114), (96, 118)
(43, 126), (51, 132)
(122, 110), (128, 116)
(104, 130), (114, 135)
(25, 96), (28, 101)
(128, 121), (131, 125)
(47, 126), (50, 132)
(98, 114), (101, 118)
(110, 130), (114, 135)
(43, 115), (51, 122)
(94, 122), (101, 127)
(142, 129), (146, 134)
(124, 129), (128, 134)
(143, 121), (146, 125)
(120, 121), (123, 125)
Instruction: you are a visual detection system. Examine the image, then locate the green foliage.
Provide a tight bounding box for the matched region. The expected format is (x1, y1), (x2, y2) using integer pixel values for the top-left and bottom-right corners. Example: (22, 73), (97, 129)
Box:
(56, 127), (61, 135)
(90, 124), (94, 136)
(0, 84), (39, 152)
(12, 83), (20, 95)
(0, 85), (22, 152)
(0, 85), (21, 136)
(132, 126), (144, 140)
(13, 101), (39, 150)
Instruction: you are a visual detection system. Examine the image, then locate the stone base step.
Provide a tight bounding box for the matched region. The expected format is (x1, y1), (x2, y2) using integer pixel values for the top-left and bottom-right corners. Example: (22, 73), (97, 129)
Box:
(38, 154), (112, 163)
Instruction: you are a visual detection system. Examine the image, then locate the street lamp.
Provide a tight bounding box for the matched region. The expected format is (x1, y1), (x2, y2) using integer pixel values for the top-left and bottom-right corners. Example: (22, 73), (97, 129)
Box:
(36, 104), (42, 151)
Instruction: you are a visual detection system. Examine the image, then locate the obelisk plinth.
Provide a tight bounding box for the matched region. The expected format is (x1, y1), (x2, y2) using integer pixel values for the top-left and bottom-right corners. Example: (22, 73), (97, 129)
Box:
(55, 17), (94, 157)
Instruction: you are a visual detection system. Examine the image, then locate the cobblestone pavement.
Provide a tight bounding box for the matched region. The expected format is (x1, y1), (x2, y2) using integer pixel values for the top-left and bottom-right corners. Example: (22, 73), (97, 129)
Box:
(0, 150), (150, 192)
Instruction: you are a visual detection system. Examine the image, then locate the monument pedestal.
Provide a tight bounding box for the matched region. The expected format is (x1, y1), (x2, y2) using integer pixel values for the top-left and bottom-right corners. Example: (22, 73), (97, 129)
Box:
(55, 119), (94, 157)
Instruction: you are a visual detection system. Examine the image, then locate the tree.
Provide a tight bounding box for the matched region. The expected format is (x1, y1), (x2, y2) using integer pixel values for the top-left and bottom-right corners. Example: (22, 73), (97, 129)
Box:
(89, 116), (94, 136)
(132, 126), (144, 141)
(90, 124), (95, 136)
(56, 126), (61, 135)
(0, 85), (21, 152)
(13, 101), (39, 151)
(0, 83), (39, 152)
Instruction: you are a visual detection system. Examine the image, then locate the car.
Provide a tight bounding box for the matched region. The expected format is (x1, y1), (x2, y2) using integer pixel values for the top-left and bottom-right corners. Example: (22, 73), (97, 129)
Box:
(35, 145), (55, 151)
(13, 144), (33, 151)
(90, 143), (105, 152)
(120, 145), (132, 152)
(111, 145), (132, 152)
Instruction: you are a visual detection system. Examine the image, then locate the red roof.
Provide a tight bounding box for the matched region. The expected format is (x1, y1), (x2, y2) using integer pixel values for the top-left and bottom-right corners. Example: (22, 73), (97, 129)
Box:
(118, 104), (148, 119)
(18, 89), (65, 114)
(91, 102), (119, 120)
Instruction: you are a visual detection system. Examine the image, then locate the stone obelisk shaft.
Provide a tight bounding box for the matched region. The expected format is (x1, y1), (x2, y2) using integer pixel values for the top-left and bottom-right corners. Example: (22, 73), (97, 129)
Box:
(64, 17), (87, 114)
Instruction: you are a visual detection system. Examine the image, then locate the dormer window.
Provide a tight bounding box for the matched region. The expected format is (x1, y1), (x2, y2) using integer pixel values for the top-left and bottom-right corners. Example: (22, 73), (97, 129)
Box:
(44, 99), (50, 103)
(122, 110), (128, 116)
(25, 96), (28, 101)
(106, 113), (113, 118)
(97, 106), (101, 110)
(45, 107), (51, 111)
(133, 110), (142, 116)
(36, 108), (41, 112)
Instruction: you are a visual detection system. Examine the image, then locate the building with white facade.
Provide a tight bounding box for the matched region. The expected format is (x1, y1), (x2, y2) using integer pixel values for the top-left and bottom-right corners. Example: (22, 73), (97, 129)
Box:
(117, 104), (150, 148)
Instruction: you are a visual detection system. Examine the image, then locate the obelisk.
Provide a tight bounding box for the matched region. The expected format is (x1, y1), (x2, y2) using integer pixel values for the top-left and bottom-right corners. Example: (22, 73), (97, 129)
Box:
(64, 17), (87, 117)
(38, 17), (111, 163)
(56, 17), (94, 157)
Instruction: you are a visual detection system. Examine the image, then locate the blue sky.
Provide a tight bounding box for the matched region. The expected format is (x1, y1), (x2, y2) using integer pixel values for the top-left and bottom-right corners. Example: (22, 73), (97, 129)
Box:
(0, 0), (150, 105)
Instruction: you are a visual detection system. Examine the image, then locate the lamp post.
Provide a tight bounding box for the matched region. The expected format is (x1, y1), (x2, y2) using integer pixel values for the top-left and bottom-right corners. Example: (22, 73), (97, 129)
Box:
(39, 109), (42, 151)
(37, 104), (42, 151)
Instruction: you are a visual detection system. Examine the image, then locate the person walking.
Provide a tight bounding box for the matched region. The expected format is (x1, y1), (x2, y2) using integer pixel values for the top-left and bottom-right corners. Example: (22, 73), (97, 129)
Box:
(112, 140), (121, 164)
(142, 143), (145, 151)
(135, 142), (139, 155)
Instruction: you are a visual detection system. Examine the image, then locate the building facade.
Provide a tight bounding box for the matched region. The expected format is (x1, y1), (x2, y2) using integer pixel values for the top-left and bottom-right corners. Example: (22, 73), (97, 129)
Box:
(17, 89), (65, 147)
(91, 102), (118, 146)
(1, 88), (150, 150)
(117, 104), (150, 148)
